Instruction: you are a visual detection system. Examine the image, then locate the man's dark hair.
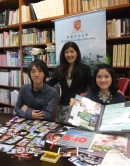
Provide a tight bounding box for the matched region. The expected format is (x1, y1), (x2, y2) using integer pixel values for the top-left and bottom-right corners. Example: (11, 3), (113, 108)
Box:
(28, 59), (49, 83)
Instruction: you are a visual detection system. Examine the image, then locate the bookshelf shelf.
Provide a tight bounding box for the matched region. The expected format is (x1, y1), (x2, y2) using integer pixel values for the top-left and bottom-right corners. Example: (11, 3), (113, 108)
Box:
(107, 36), (130, 40)
(106, 4), (130, 10)
(0, 85), (20, 89)
(22, 43), (55, 47)
(112, 66), (130, 69)
(0, 66), (21, 69)
(0, 24), (19, 30)
(0, 102), (14, 107)
(21, 15), (64, 26)
(0, 0), (19, 10)
(0, 46), (20, 48)
(22, 66), (56, 69)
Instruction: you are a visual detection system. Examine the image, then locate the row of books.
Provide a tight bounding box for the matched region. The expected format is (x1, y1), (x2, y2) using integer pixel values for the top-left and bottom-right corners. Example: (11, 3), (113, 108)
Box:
(0, 107), (15, 115)
(0, 8), (19, 26)
(21, 0), (64, 22)
(23, 45), (56, 67)
(23, 47), (45, 66)
(0, 50), (20, 67)
(107, 18), (130, 38)
(118, 77), (129, 94)
(0, 89), (19, 106)
(0, 30), (20, 47)
(23, 53), (56, 67)
(67, 0), (129, 14)
(22, 28), (55, 45)
(0, 70), (21, 87)
(112, 44), (130, 67)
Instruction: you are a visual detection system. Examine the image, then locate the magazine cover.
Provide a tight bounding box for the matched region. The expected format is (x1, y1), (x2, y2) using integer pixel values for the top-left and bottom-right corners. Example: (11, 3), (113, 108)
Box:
(89, 133), (128, 154)
(57, 129), (95, 148)
(65, 95), (103, 131)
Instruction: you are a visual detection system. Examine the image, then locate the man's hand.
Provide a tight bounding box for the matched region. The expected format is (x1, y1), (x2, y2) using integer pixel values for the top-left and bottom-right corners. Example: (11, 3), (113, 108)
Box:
(32, 110), (44, 119)
(70, 98), (76, 106)
(21, 105), (28, 112)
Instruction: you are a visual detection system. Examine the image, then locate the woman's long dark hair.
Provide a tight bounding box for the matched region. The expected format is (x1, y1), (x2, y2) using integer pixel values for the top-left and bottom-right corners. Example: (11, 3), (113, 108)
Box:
(91, 63), (118, 95)
(59, 41), (82, 78)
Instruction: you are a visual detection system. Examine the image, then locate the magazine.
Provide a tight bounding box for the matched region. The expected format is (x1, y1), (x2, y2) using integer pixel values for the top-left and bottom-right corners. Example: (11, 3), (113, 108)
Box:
(99, 101), (130, 133)
(65, 95), (104, 131)
(56, 128), (95, 148)
(89, 133), (128, 154)
(65, 95), (130, 133)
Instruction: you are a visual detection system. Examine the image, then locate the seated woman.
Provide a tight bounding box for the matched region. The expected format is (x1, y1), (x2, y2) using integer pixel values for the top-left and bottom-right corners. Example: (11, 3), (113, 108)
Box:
(70, 63), (126, 106)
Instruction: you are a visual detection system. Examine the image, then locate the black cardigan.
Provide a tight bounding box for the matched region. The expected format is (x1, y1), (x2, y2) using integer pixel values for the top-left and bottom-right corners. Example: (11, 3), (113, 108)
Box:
(47, 63), (93, 105)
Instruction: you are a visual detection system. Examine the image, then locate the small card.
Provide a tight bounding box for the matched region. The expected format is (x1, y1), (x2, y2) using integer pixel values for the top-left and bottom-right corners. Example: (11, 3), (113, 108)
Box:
(0, 127), (8, 134)
(5, 136), (23, 144)
(25, 132), (38, 139)
(27, 137), (42, 147)
(68, 152), (103, 166)
(0, 144), (14, 152)
(58, 147), (78, 157)
(15, 118), (25, 123)
(17, 138), (31, 146)
(11, 153), (33, 162)
(0, 135), (11, 143)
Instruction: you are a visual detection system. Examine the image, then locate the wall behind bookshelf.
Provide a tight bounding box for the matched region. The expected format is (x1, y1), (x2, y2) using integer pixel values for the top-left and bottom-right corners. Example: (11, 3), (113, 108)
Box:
(0, 0), (130, 110)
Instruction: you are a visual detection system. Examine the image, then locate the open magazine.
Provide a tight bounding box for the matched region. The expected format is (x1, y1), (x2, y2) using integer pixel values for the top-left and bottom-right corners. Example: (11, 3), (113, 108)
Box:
(65, 95), (130, 133)
(99, 101), (130, 133)
(65, 95), (104, 131)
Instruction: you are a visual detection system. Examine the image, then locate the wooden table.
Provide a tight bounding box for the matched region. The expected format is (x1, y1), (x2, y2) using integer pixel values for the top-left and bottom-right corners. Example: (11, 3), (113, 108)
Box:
(0, 113), (73, 166)
(1, 113), (130, 166)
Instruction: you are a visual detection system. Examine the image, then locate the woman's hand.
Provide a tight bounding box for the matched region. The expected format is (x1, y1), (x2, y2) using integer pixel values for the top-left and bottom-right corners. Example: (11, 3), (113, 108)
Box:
(70, 98), (76, 106)
(117, 90), (124, 96)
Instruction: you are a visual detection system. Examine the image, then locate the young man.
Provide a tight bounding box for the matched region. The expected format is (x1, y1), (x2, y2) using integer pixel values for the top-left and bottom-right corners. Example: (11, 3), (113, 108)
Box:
(15, 59), (57, 120)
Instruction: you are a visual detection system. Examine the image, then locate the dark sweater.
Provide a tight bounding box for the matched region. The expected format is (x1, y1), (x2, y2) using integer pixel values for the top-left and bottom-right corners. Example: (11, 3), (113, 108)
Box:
(47, 63), (93, 105)
(86, 91), (126, 105)
(15, 84), (57, 120)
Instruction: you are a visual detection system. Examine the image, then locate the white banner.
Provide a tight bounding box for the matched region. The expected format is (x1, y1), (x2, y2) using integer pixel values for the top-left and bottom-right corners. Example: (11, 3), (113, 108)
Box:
(54, 10), (106, 73)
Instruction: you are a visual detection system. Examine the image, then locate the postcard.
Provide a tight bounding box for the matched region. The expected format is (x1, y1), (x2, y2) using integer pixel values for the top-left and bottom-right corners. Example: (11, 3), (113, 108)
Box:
(0, 144), (14, 152)
(58, 147), (78, 157)
(89, 133), (127, 154)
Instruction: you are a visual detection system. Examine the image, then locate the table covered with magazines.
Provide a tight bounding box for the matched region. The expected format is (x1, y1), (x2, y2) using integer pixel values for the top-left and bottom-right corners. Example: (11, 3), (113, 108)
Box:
(0, 110), (130, 166)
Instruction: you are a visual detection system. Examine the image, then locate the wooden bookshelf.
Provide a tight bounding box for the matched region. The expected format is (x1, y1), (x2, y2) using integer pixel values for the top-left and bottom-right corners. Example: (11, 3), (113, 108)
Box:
(0, 0), (130, 108)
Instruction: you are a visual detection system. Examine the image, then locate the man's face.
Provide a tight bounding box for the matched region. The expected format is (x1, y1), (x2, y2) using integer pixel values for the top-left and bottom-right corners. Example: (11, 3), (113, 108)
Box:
(30, 65), (45, 86)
